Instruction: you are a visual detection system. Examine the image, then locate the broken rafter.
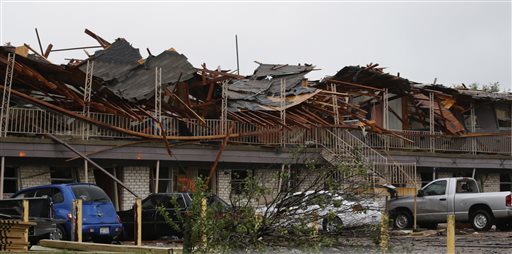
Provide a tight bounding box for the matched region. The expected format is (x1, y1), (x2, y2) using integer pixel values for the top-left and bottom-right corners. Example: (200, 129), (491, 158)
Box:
(84, 29), (111, 48)
(1, 85), (243, 140)
(325, 79), (385, 92)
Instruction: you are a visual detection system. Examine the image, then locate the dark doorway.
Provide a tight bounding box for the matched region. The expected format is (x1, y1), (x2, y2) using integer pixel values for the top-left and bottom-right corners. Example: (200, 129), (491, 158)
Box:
(94, 167), (122, 211)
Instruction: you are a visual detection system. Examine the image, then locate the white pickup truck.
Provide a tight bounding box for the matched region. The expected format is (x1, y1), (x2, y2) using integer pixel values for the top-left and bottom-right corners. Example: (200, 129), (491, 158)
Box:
(388, 177), (512, 231)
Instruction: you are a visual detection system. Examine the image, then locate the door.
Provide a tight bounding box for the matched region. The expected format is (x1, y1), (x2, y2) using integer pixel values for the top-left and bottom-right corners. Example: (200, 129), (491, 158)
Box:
(416, 179), (449, 222)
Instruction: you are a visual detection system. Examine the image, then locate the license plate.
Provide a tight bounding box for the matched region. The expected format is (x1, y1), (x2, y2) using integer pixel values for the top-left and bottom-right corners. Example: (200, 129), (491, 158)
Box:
(100, 227), (109, 234)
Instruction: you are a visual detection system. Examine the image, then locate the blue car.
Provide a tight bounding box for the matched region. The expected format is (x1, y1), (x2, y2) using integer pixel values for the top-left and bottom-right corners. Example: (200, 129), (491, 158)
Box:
(12, 183), (122, 243)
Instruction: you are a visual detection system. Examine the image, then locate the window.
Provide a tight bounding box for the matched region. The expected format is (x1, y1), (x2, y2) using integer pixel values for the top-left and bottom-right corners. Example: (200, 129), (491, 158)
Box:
(231, 169), (253, 195)
(3, 167), (19, 194)
(423, 180), (447, 196)
(456, 180), (478, 193)
(33, 188), (64, 203)
(500, 174), (512, 191)
(71, 185), (110, 203)
(150, 167), (174, 193)
(50, 167), (77, 184)
(496, 103), (511, 130)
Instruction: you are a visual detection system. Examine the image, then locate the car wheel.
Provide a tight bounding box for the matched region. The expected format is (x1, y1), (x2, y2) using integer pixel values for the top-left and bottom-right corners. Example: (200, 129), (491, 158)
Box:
(470, 209), (493, 231)
(393, 210), (413, 230)
(322, 216), (343, 233)
(50, 225), (66, 241)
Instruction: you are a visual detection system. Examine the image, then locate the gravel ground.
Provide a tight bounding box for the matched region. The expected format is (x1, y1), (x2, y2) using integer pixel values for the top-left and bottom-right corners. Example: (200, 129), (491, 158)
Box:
(123, 228), (512, 253)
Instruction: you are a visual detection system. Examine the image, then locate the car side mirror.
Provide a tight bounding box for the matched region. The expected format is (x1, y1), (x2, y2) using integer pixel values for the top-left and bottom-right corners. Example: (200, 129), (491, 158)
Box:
(417, 189), (424, 197)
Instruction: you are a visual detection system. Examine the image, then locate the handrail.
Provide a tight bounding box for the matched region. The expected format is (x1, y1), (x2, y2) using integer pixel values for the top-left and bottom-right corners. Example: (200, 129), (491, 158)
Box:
(2, 107), (510, 156)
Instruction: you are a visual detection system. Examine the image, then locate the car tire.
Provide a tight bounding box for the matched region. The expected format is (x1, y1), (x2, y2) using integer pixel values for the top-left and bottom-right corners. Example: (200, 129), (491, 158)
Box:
(50, 225), (66, 241)
(322, 216), (343, 233)
(393, 210), (413, 230)
(470, 209), (493, 231)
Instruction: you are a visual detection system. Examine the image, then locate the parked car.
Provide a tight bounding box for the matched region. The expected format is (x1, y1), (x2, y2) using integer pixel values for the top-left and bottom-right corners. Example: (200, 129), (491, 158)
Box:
(256, 191), (382, 233)
(388, 177), (512, 231)
(117, 193), (229, 240)
(0, 197), (66, 244)
(12, 183), (123, 243)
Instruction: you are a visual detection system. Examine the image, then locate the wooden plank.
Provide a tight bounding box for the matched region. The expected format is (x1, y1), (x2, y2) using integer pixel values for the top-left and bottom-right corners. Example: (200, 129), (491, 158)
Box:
(134, 198), (142, 246)
(84, 28), (111, 48)
(40, 240), (182, 254)
(205, 125), (234, 188)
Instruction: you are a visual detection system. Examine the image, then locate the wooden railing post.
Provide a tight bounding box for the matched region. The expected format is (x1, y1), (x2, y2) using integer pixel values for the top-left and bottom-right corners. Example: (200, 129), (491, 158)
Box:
(22, 199), (29, 243)
(134, 198), (142, 246)
(447, 214), (455, 254)
(76, 199), (83, 242)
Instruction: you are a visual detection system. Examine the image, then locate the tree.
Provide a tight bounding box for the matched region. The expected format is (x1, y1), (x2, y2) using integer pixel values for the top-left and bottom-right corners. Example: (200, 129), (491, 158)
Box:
(159, 147), (384, 253)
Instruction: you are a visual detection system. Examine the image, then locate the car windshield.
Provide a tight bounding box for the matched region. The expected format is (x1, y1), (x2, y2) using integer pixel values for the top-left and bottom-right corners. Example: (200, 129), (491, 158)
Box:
(71, 185), (111, 203)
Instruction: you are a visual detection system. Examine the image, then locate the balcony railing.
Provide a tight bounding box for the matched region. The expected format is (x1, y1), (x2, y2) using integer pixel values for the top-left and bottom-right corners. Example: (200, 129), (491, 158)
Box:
(2, 107), (511, 156)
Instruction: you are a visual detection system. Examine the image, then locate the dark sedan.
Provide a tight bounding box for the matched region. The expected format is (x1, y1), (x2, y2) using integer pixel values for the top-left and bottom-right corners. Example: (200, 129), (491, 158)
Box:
(118, 193), (228, 240)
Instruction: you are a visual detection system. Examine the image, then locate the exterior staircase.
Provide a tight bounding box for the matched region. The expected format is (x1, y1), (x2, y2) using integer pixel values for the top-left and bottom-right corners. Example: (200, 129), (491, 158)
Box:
(318, 128), (417, 195)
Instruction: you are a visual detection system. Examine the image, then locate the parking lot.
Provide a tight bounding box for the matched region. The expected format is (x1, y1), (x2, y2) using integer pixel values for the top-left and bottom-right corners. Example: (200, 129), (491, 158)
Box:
(389, 229), (512, 254)
(300, 227), (512, 253)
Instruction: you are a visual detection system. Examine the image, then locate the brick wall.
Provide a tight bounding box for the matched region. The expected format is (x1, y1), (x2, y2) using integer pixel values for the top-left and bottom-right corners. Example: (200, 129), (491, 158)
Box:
(217, 169), (231, 202)
(481, 173), (500, 192)
(78, 167), (96, 184)
(254, 169), (280, 205)
(121, 166), (151, 210)
(436, 172), (453, 179)
(20, 166), (50, 189)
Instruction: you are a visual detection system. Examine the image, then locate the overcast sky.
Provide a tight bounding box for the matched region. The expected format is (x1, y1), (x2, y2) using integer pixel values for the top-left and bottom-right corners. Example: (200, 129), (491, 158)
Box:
(1, 1), (511, 91)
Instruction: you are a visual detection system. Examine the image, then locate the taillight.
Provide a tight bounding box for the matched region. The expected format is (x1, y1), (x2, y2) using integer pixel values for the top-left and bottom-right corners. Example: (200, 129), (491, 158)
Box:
(506, 195), (511, 207)
(67, 213), (73, 221)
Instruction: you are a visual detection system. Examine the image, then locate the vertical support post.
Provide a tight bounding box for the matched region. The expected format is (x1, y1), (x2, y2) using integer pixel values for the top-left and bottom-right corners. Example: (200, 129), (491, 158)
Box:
(76, 199), (83, 242)
(0, 156), (4, 200)
(82, 60), (94, 184)
(429, 92), (435, 153)
(413, 189), (417, 230)
(447, 214), (456, 254)
(22, 199), (29, 243)
(170, 168), (174, 192)
(71, 200), (76, 241)
(82, 60), (94, 140)
(134, 197), (142, 246)
(220, 81), (228, 135)
(155, 160), (160, 193)
(113, 169), (119, 211)
(154, 67), (162, 136)
(280, 79), (286, 147)
(1, 53), (16, 138)
(83, 160), (88, 183)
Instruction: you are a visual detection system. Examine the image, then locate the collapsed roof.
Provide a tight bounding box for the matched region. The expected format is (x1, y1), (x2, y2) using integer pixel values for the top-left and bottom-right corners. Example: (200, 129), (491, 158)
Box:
(0, 29), (510, 142)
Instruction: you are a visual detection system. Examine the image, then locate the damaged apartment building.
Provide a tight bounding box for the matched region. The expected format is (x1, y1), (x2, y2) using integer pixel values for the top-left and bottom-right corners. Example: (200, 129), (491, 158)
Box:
(0, 29), (510, 210)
